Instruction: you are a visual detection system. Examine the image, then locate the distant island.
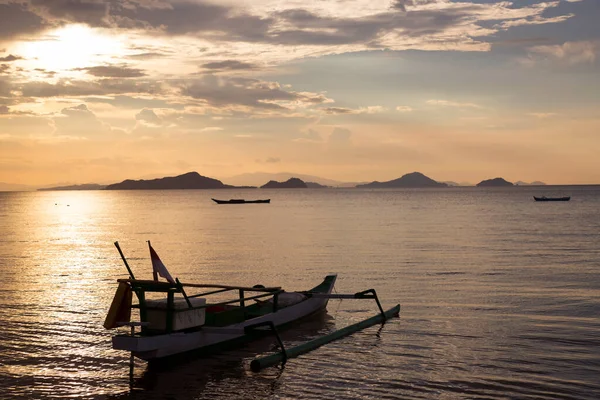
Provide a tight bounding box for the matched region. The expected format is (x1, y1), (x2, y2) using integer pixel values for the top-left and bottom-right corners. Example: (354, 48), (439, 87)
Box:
(476, 177), (513, 187)
(20, 171), (554, 191)
(38, 183), (106, 191)
(306, 181), (328, 188)
(356, 172), (448, 188)
(105, 172), (244, 190)
(261, 178), (308, 189)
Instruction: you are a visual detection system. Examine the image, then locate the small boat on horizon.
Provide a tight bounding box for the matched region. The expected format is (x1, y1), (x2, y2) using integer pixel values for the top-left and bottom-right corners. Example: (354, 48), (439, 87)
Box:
(212, 198), (270, 204)
(533, 196), (571, 202)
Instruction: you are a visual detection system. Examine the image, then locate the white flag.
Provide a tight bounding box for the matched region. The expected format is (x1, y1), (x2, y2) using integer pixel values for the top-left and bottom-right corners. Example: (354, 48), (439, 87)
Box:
(149, 244), (175, 284)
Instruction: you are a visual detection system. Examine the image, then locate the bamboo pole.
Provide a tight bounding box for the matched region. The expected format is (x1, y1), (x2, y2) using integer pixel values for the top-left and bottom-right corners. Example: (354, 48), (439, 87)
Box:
(114, 241), (135, 280)
(250, 304), (400, 372)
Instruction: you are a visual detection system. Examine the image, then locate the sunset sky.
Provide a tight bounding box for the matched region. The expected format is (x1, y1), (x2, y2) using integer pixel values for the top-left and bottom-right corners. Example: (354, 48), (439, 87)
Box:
(0, 0), (598, 187)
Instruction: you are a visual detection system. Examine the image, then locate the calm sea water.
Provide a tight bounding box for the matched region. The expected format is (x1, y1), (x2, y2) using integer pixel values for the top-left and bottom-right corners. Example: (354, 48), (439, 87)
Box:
(0, 187), (599, 399)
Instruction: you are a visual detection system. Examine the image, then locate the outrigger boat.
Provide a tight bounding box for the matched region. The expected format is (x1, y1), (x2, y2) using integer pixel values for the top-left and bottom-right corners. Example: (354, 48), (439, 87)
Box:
(212, 198), (270, 204)
(533, 196), (570, 202)
(104, 242), (400, 369)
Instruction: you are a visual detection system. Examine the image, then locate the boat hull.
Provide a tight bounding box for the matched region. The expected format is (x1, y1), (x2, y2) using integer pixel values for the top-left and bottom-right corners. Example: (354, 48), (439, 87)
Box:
(533, 196), (570, 202)
(112, 275), (336, 360)
(212, 198), (270, 204)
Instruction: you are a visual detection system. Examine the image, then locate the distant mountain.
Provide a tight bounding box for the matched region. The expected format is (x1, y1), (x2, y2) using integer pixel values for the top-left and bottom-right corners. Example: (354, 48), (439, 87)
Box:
(38, 183), (106, 191)
(515, 181), (546, 186)
(223, 172), (363, 187)
(261, 178), (308, 189)
(306, 181), (328, 188)
(105, 172), (239, 190)
(356, 172), (448, 188)
(477, 177), (513, 187)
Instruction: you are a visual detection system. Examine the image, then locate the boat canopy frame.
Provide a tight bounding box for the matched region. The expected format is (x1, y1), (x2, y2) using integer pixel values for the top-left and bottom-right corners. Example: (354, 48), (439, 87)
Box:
(115, 278), (285, 335)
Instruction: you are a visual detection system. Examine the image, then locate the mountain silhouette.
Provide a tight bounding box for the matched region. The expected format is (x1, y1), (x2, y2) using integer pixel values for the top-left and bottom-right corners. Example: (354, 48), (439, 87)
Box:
(105, 172), (237, 190)
(261, 178), (308, 188)
(476, 177), (513, 187)
(356, 172), (448, 188)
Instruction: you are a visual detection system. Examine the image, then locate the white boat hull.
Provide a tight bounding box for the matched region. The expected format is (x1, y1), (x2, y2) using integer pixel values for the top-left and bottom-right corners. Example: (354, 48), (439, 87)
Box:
(112, 276), (336, 360)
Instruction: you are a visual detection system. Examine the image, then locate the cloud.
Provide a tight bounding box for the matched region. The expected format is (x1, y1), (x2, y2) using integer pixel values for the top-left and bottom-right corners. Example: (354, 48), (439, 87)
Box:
(322, 106), (386, 115)
(181, 75), (331, 111)
(426, 99), (482, 109)
(322, 107), (355, 115)
(396, 106), (413, 112)
(201, 60), (258, 72)
(135, 108), (161, 125)
(75, 65), (147, 78)
(53, 103), (111, 137)
(0, 2), (47, 38)
(20, 79), (165, 98)
(3, 0), (571, 56)
(30, 0), (109, 27)
(527, 41), (598, 66)
(0, 54), (23, 62)
(0, 105), (9, 114)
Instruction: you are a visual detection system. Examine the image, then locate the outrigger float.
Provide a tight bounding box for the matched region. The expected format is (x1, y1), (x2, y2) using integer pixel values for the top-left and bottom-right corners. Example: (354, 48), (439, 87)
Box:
(104, 241), (400, 370)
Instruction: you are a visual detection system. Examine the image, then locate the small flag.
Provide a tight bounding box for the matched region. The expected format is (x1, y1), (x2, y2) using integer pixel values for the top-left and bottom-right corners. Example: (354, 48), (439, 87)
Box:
(149, 243), (175, 284)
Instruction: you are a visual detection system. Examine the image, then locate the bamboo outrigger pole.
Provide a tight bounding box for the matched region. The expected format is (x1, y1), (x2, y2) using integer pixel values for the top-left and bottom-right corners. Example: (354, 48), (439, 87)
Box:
(250, 304), (400, 372)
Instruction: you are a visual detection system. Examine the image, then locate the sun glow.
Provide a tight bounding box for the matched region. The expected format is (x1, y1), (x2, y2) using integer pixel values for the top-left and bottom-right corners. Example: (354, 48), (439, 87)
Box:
(16, 24), (124, 74)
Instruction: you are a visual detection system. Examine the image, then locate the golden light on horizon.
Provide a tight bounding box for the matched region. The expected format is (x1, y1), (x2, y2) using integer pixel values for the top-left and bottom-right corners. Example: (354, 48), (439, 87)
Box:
(15, 24), (124, 74)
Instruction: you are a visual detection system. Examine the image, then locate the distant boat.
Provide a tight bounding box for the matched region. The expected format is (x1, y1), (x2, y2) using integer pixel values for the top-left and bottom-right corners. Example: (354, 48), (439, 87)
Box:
(212, 198), (270, 204)
(533, 196), (570, 202)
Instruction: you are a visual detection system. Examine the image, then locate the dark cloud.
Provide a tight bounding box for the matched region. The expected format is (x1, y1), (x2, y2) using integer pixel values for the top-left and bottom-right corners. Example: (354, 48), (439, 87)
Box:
(392, 0), (443, 12)
(60, 103), (95, 118)
(105, 1), (271, 40)
(0, 77), (11, 96)
(0, 54), (23, 62)
(0, 0), (568, 53)
(126, 52), (168, 60)
(0, 105), (9, 114)
(31, 0), (109, 26)
(322, 107), (354, 115)
(0, 2), (47, 38)
(34, 68), (58, 77)
(75, 65), (147, 78)
(201, 60), (257, 71)
(20, 78), (164, 97)
(181, 75), (330, 110)
(0, 64), (10, 75)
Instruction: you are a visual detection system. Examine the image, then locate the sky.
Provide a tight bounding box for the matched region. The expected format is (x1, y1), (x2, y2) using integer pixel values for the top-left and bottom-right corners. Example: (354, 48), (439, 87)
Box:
(0, 0), (599, 187)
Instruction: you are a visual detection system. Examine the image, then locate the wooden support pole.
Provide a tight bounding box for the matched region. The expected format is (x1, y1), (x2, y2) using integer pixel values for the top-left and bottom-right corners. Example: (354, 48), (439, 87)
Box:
(114, 241), (135, 280)
(250, 304), (400, 372)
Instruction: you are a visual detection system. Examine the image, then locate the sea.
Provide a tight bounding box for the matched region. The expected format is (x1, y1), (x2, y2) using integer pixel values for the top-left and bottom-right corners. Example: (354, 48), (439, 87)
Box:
(0, 186), (599, 399)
